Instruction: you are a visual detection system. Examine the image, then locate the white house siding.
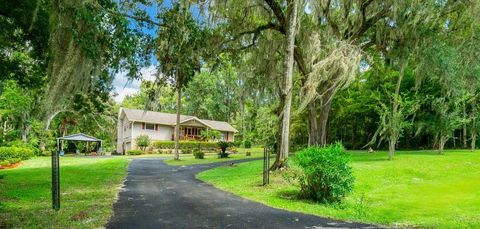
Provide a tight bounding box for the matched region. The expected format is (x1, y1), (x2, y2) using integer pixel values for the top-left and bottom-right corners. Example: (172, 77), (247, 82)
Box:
(116, 117), (123, 153)
(227, 132), (234, 142)
(220, 131), (235, 142)
(116, 115), (133, 154)
(117, 108), (237, 153)
(130, 123), (173, 150)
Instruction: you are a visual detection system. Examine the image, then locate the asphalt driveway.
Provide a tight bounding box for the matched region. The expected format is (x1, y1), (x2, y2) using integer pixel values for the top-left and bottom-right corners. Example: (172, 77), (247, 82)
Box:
(106, 158), (378, 229)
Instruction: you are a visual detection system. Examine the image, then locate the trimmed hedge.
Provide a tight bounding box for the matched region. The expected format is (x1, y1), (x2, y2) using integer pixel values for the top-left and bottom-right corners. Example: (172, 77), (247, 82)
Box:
(126, 149), (143, 155)
(0, 146), (34, 165)
(152, 141), (218, 150)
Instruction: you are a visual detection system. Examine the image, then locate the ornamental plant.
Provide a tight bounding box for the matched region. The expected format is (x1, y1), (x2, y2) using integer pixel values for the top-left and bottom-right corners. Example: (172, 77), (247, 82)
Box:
(217, 141), (231, 158)
(293, 142), (354, 203)
(135, 135), (151, 152)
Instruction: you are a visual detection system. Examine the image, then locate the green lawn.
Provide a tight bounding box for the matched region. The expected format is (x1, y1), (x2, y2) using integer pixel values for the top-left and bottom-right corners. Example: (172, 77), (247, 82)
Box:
(0, 157), (129, 228)
(164, 147), (264, 166)
(197, 150), (480, 228)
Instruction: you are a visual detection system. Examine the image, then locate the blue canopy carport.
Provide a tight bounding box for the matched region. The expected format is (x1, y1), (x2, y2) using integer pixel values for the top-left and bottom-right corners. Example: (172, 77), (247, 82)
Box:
(52, 133), (103, 210)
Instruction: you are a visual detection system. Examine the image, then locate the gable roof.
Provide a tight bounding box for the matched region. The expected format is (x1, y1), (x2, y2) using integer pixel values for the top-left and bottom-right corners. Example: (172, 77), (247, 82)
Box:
(121, 108), (237, 132)
(57, 133), (102, 142)
(177, 117), (214, 129)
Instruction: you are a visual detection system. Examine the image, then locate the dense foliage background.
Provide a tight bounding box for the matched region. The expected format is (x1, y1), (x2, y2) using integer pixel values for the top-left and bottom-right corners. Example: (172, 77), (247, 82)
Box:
(0, 0), (479, 158)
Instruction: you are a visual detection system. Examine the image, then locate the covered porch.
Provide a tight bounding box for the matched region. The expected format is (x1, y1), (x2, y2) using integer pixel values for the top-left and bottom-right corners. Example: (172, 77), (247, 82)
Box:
(172, 117), (211, 141)
(171, 117), (232, 141)
(179, 126), (204, 141)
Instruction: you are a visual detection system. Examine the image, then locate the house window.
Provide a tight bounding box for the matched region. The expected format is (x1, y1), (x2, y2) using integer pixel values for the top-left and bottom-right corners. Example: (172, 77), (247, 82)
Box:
(145, 123), (155, 130)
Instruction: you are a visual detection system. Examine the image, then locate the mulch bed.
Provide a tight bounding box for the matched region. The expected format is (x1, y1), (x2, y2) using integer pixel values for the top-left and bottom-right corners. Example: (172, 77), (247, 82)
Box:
(0, 162), (22, 170)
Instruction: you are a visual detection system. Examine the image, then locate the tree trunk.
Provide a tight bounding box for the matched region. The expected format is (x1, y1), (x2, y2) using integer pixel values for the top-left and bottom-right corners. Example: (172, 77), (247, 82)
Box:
(272, 0), (297, 170)
(21, 127), (28, 142)
(438, 133), (446, 154)
(39, 110), (65, 152)
(453, 131), (456, 148)
(388, 138), (395, 160)
(241, 97), (246, 148)
(21, 112), (29, 142)
(463, 102), (467, 148)
(319, 90), (333, 146)
(270, 84), (285, 170)
(174, 86), (182, 160)
(307, 102), (319, 146)
(471, 104), (477, 152)
(388, 62), (405, 159)
(471, 127), (477, 152)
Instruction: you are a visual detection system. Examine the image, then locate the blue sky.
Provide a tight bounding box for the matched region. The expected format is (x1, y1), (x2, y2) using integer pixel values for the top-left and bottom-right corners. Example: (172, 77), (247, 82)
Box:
(112, 1), (203, 103)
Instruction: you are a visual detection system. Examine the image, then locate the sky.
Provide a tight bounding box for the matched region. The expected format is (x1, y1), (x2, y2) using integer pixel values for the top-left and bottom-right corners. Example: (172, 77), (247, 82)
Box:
(112, 1), (203, 103)
(112, 66), (157, 103)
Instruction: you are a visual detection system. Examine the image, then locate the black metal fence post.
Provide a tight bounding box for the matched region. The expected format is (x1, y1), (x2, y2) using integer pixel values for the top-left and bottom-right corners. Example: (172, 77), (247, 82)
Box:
(267, 147), (270, 184)
(52, 140), (60, 210)
(263, 147), (270, 185)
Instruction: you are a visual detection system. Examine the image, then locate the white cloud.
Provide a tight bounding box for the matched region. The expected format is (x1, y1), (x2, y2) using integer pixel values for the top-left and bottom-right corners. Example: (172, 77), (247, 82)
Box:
(112, 65), (157, 103)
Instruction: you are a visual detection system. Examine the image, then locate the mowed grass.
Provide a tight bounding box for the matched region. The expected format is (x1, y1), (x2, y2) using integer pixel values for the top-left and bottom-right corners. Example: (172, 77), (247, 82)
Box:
(0, 157), (129, 228)
(197, 150), (480, 228)
(165, 147), (264, 166)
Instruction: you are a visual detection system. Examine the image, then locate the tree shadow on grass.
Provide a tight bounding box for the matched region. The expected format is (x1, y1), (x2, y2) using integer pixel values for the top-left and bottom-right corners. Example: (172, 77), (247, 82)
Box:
(277, 189), (302, 200)
(275, 189), (350, 211)
(351, 150), (447, 162)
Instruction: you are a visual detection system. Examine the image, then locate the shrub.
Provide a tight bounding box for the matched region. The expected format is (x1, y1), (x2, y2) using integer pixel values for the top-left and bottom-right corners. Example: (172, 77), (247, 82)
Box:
(233, 140), (242, 147)
(135, 135), (151, 152)
(244, 140), (252, 148)
(193, 149), (204, 159)
(6, 140), (41, 156)
(200, 129), (221, 141)
(0, 147), (34, 165)
(111, 150), (120, 155)
(152, 141), (175, 149)
(152, 141), (218, 150)
(245, 151), (251, 156)
(182, 149), (192, 154)
(293, 143), (354, 203)
(41, 150), (52, 156)
(203, 150), (217, 155)
(126, 149), (143, 155)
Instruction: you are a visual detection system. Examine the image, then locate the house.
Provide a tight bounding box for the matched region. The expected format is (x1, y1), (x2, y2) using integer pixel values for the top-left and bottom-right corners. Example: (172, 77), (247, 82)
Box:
(116, 108), (237, 154)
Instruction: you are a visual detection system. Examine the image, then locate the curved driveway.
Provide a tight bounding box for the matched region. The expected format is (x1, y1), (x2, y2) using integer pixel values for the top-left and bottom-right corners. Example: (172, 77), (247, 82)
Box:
(106, 158), (378, 229)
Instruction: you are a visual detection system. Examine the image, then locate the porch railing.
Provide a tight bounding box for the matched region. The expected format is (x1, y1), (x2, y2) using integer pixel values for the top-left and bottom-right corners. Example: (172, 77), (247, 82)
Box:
(171, 134), (204, 141)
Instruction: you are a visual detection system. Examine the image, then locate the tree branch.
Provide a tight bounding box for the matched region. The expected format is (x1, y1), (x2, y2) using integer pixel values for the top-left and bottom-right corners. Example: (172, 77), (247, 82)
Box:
(348, 4), (390, 41)
(264, 0), (287, 33)
(294, 39), (308, 76)
(233, 22), (280, 40)
(112, 11), (167, 27)
(95, 3), (167, 28)
(322, 0), (341, 37)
